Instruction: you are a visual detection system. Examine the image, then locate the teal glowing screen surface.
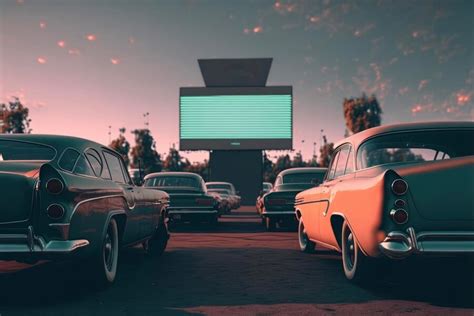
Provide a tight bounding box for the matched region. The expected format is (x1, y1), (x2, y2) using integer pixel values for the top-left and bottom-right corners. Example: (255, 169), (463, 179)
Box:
(179, 87), (292, 150)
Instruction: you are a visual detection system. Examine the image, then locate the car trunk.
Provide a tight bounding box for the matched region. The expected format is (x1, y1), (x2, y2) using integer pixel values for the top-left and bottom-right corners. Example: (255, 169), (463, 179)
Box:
(394, 156), (474, 221)
(156, 187), (207, 208)
(0, 162), (41, 224)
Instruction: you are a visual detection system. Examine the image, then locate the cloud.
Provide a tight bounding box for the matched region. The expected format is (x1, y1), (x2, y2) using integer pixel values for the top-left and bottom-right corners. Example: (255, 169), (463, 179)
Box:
(37, 57), (47, 64)
(86, 34), (97, 41)
(39, 21), (47, 29)
(110, 58), (120, 65)
(57, 40), (66, 48)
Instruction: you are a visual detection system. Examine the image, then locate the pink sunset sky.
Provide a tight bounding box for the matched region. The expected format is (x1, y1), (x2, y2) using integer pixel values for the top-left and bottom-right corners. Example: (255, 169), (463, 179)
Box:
(1, 0), (472, 162)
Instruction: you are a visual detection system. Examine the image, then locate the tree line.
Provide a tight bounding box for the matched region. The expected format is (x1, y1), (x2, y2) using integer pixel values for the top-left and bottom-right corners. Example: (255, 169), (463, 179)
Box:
(1, 94), (383, 183)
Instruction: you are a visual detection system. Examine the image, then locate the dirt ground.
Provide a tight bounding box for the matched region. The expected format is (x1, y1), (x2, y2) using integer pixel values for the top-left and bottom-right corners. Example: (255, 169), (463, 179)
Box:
(0, 207), (473, 315)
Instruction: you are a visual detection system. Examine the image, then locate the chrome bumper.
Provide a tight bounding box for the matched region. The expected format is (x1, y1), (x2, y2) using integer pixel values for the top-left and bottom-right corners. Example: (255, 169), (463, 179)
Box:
(168, 208), (217, 215)
(0, 226), (89, 258)
(379, 227), (474, 259)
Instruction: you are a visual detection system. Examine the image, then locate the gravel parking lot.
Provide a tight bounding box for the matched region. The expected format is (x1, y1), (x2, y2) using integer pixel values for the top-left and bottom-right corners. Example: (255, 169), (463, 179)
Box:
(0, 207), (473, 315)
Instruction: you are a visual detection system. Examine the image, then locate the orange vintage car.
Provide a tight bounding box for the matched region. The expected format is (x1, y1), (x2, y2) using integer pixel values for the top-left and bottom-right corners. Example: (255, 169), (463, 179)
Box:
(295, 121), (474, 282)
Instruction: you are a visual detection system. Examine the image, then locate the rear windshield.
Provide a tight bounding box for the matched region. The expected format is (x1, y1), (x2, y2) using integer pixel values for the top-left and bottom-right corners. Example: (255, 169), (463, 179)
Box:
(145, 176), (201, 188)
(207, 184), (232, 191)
(358, 129), (474, 169)
(208, 189), (230, 195)
(0, 140), (55, 161)
(283, 172), (325, 184)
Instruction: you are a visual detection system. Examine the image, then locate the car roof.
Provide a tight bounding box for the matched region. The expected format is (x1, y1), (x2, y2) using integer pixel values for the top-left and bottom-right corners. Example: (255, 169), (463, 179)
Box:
(206, 182), (233, 186)
(278, 167), (328, 176)
(144, 171), (202, 180)
(0, 134), (105, 149)
(334, 121), (474, 150)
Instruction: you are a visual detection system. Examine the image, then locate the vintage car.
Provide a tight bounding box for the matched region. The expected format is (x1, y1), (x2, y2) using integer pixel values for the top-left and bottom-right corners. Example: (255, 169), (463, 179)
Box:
(144, 172), (220, 225)
(0, 134), (170, 285)
(262, 182), (273, 193)
(295, 122), (474, 282)
(207, 188), (232, 214)
(258, 168), (327, 231)
(206, 182), (241, 209)
(256, 182), (275, 214)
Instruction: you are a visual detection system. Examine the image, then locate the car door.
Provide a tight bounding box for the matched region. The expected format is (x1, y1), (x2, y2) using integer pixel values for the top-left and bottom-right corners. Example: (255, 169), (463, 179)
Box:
(103, 151), (143, 243)
(318, 144), (354, 246)
(302, 151), (340, 240)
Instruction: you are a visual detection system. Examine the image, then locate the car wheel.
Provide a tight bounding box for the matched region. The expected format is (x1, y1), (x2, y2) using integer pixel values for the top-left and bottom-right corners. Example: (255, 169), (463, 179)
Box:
(341, 221), (372, 282)
(265, 217), (276, 231)
(298, 218), (315, 253)
(144, 219), (169, 257)
(91, 217), (119, 286)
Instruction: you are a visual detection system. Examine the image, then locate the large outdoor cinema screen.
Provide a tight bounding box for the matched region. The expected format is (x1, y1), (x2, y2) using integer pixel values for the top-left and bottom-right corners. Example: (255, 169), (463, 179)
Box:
(179, 86), (292, 150)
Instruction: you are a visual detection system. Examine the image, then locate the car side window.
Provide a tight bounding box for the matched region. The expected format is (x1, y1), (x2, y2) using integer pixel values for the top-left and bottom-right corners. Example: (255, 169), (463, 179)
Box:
(103, 151), (126, 184)
(334, 145), (350, 178)
(345, 146), (355, 174)
(85, 148), (103, 177)
(58, 148), (80, 171)
(326, 150), (340, 181)
(73, 154), (95, 177)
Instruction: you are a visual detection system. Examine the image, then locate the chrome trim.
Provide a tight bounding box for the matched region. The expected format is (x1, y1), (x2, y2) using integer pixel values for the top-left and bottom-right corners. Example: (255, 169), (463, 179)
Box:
(0, 226), (89, 255)
(379, 227), (474, 259)
(45, 178), (64, 195)
(390, 208), (408, 224)
(391, 179), (408, 195)
(67, 194), (123, 221)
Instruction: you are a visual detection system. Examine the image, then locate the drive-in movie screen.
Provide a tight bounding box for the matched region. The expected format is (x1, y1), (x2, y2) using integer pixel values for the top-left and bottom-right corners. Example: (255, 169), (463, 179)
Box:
(0, 0), (473, 315)
(180, 87), (292, 150)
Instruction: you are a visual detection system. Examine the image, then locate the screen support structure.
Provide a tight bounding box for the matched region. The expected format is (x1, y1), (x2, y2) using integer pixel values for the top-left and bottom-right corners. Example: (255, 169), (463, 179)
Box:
(181, 58), (292, 205)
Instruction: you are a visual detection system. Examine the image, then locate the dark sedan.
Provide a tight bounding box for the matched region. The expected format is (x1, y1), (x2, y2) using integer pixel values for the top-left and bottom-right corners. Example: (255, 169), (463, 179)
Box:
(258, 167), (327, 231)
(0, 134), (170, 285)
(144, 172), (220, 225)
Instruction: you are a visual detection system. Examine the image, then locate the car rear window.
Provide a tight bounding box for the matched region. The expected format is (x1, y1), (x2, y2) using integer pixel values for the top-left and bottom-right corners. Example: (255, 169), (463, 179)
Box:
(358, 129), (474, 169)
(283, 172), (325, 184)
(0, 140), (55, 161)
(146, 176), (200, 188)
(207, 184), (232, 191)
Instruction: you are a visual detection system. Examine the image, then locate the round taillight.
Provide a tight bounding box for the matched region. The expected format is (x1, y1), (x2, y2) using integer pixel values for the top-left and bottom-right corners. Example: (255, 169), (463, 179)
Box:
(47, 204), (65, 220)
(46, 178), (64, 195)
(391, 179), (408, 195)
(390, 208), (408, 224)
(394, 199), (406, 208)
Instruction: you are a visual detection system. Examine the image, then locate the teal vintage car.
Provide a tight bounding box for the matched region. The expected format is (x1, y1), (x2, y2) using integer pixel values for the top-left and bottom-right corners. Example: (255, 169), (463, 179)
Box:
(257, 168), (327, 231)
(0, 134), (170, 285)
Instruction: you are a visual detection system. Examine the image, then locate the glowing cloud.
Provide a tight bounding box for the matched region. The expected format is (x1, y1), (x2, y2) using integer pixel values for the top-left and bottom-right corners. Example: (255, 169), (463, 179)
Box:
(57, 40), (66, 48)
(110, 58), (120, 65)
(86, 34), (97, 41)
(37, 57), (47, 64)
(253, 26), (263, 33)
(40, 21), (47, 29)
(457, 92), (470, 105)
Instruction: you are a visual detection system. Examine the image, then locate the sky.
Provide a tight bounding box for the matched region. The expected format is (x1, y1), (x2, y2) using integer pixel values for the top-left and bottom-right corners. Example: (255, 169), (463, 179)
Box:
(1, 0), (472, 162)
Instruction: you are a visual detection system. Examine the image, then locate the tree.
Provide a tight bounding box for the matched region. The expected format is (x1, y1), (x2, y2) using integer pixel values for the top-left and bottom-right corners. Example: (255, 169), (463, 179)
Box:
(183, 160), (210, 181)
(291, 152), (306, 168)
(130, 129), (162, 175)
(318, 135), (334, 167)
(262, 152), (275, 183)
(109, 127), (130, 168)
(163, 144), (190, 171)
(343, 94), (382, 135)
(0, 97), (32, 133)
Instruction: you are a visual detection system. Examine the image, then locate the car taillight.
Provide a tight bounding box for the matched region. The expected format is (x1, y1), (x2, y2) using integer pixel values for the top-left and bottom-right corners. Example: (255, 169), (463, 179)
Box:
(390, 208), (408, 224)
(46, 178), (64, 194)
(196, 198), (214, 206)
(47, 204), (65, 220)
(391, 179), (408, 195)
(267, 199), (287, 206)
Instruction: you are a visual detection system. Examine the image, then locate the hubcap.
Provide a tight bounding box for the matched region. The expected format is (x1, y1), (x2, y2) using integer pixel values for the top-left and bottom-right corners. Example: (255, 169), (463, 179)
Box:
(299, 222), (308, 247)
(103, 230), (114, 271)
(344, 229), (356, 270)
